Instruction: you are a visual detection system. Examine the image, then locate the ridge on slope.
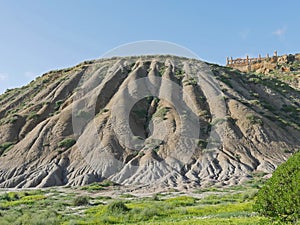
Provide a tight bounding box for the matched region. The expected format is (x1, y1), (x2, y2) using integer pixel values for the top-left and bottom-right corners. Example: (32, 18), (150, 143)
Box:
(0, 55), (299, 189)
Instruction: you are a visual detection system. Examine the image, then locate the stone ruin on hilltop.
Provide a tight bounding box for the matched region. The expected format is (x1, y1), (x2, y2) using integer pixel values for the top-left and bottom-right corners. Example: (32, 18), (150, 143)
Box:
(226, 51), (300, 74)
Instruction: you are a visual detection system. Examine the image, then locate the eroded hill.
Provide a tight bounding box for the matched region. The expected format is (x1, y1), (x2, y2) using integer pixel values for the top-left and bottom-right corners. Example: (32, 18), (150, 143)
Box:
(0, 55), (299, 189)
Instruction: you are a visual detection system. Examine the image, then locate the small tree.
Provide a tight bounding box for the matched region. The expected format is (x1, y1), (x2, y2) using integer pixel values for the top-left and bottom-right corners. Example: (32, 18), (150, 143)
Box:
(254, 151), (300, 223)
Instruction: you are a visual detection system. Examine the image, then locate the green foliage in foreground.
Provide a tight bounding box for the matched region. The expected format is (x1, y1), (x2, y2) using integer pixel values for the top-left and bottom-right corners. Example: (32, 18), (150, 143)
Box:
(0, 178), (293, 225)
(254, 151), (300, 223)
(72, 192), (272, 225)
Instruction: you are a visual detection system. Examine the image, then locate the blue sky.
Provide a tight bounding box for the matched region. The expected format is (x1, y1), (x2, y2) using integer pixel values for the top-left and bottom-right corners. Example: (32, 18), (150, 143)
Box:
(0, 0), (299, 94)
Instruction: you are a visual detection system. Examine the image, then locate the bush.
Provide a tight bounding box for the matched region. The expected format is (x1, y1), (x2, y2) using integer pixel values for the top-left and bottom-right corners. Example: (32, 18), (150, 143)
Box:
(254, 151), (300, 223)
(58, 138), (76, 149)
(0, 193), (10, 201)
(27, 112), (39, 121)
(81, 180), (116, 192)
(55, 100), (64, 111)
(0, 192), (19, 201)
(106, 201), (129, 214)
(0, 142), (14, 155)
(81, 183), (104, 192)
(246, 114), (263, 125)
(73, 196), (89, 206)
(100, 180), (115, 187)
(165, 196), (197, 207)
(153, 107), (170, 119)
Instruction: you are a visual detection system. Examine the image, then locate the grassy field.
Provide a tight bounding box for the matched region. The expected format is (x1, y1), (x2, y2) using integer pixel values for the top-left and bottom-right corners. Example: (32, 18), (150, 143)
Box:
(0, 177), (288, 225)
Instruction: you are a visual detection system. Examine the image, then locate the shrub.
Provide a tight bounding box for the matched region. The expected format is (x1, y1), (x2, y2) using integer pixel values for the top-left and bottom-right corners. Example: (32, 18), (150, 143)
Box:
(153, 107), (170, 119)
(58, 138), (76, 149)
(158, 66), (165, 76)
(210, 118), (225, 126)
(254, 151), (300, 223)
(196, 139), (208, 148)
(120, 193), (135, 198)
(139, 207), (160, 220)
(55, 100), (64, 111)
(0, 193), (10, 201)
(106, 201), (129, 214)
(27, 112), (39, 121)
(0, 142), (14, 155)
(100, 180), (115, 187)
(248, 77), (261, 84)
(8, 192), (19, 201)
(186, 77), (197, 86)
(0, 192), (19, 201)
(73, 196), (89, 206)
(175, 68), (185, 79)
(165, 196), (197, 207)
(81, 183), (104, 192)
(246, 114), (263, 125)
(100, 108), (109, 114)
(248, 99), (260, 105)
(81, 181), (115, 191)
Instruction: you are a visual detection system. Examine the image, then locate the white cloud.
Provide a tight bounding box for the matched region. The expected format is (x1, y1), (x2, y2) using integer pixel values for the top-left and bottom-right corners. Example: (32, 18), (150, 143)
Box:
(273, 27), (287, 38)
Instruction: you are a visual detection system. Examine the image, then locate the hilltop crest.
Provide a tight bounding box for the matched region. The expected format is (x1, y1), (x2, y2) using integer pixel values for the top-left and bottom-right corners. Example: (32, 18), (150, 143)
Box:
(227, 52), (300, 89)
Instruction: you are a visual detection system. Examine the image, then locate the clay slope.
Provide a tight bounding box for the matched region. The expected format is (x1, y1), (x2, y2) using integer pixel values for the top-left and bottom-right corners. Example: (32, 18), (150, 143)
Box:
(0, 55), (299, 189)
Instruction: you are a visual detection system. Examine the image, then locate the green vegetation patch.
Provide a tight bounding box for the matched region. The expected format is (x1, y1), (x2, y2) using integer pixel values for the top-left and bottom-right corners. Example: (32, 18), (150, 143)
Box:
(153, 106), (170, 120)
(254, 151), (300, 223)
(27, 112), (39, 121)
(81, 180), (116, 192)
(55, 100), (64, 111)
(0, 182), (278, 225)
(165, 196), (197, 206)
(158, 66), (165, 76)
(0, 191), (46, 208)
(183, 77), (198, 86)
(0, 142), (14, 156)
(246, 114), (263, 125)
(73, 196), (89, 206)
(58, 138), (76, 149)
(107, 201), (129, 214)
(175, 68), (185, 79)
